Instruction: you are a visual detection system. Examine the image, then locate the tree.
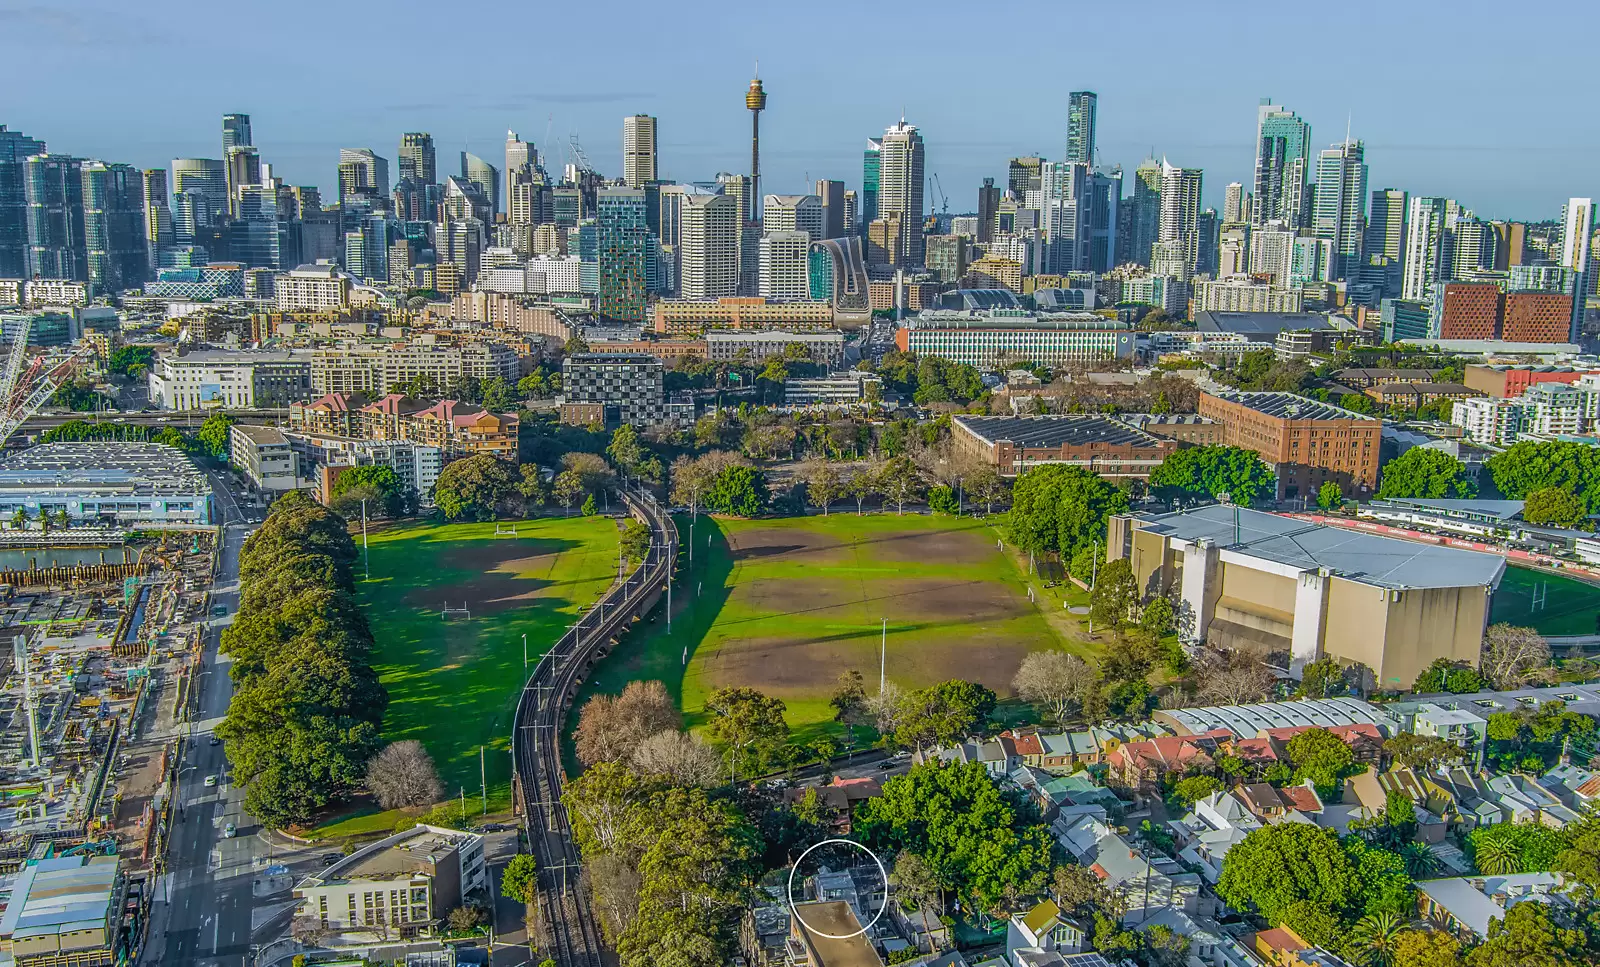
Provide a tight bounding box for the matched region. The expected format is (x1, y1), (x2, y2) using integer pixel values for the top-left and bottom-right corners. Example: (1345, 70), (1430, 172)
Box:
(1464, 900), (1592, 967)
(1171, 775), (1224, 809)
(1377, 448), (1477, 499)
(892, 851), (945, 952)
(1480, 624), (1549, 689)
(1217, 823), (1356, 929)
(1139, 596), (1174, 637)
(1471, 833), (1522, 876)
(1298, 658), (1344, 699)
(1317, 481), (1344, 512)
(801, 460), (842, 516)
(928, 484), (959, 515)
(107, 344), (155, 377)
(829, 670), (868, 725)
(196, 412), (235, 459)
(448, 905), (485, 933)
(670, 453), (718, 518)
(1149, 445), (1276, 506)
(1012, 651), (1097, 726)
(892, 680), (997, 752)
(10, 507), (28, 529)
(1089, 558), (1138, 631)
(1007, 464), (1129, 557)
(501, 853), (539, 905)
(581, 494), (598, 516)
(631, 730), (723, 787)
(1521, 486), (1588, 528)
(966, 465), (1008, 515)
(1383, 733), (1465, 771)
(705, 465), (768, 518)
(554, 470), (585, 515)
(856, 761), (1053, 913)
(1347, 912), (1409, 967)
(702, 687), (788, 780)
(875, 456), (925, 515)
(1142, 923), (1192, 967)
(331, 464), (408, 518)
(1485, 440), (1600, 514)
(847, 464), (877, 515)
(574, 681), (681, 767)
(607, 424), (646, 476)
(434, 455), (516, 521)
(1390, 930), (1464, 967)
(620, 518), (651, 565)
(365, 740), (443, 809)
(1286, 727), (1357, 797)
(1411, 658), (1487, 695)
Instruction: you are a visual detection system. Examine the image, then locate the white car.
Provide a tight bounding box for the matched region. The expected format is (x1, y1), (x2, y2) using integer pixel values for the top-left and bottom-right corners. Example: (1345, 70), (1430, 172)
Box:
(222, 823), (237, 838)
(203, 774), (218, 788)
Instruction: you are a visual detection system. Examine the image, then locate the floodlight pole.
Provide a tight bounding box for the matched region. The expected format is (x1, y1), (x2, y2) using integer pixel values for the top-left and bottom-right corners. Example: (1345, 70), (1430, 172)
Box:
(522, 633), (528, 670)
(880, 618), (887, 693)
(360, 498), (369, 580)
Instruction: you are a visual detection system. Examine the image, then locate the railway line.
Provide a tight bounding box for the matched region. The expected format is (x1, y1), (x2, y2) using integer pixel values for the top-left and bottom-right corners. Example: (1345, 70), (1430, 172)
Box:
(511, 488), (676, 966)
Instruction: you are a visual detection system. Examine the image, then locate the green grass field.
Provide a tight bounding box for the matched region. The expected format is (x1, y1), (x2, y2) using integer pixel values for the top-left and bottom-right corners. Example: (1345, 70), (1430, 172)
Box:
(579, 512), (1076, 744)
(1490, 564), (1600, 637)
(357, 516), (621, 802)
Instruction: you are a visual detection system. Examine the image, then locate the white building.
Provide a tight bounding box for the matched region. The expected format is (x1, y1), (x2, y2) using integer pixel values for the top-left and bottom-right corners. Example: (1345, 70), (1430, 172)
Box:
(758, 231), (811, 301)
(762, 194), (824, 240)
(276, 262), (351, 312)
(292, 824), (486, 939)
(1192, 276), (1305, 313)
(621, 114), (657, 188)
(148, 350), (312, 410)
(0, 443), (212, 525)
(286, 432), (445, 507)
(1249, 223), (1296, 284)
(705, 329), (845, 366)
(678, 193), (740, 299)
(230, 424), (300, 493)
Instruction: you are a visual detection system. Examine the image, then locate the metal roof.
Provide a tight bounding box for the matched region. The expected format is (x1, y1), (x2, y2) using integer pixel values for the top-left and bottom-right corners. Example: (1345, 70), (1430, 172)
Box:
(1132, 505), (1507, 590)
(1154, 697), (1400, 739)
(1207, 390), (1378, 421)
(0, 856), (117, 941)
(954, 415), (1164, 449)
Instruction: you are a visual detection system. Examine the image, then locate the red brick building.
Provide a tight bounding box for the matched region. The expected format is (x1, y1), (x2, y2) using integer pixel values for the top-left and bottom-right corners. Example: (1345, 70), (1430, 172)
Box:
(1198, 391), (1382, 499)
(1437, 282), (1504, 339)
(951, 415), (1175, 478)
(1503, 291), (1575, 343)
(1463, 364), (1600, 397)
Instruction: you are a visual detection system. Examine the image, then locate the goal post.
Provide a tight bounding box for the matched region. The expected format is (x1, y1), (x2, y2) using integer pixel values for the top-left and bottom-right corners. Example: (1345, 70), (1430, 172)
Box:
(495, 523), (518, 537)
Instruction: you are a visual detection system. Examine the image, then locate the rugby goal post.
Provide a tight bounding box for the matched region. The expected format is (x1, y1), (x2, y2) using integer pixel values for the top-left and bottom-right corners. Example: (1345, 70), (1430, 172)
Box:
(441, 602), (472, 621)
(494, 523), (518, 537)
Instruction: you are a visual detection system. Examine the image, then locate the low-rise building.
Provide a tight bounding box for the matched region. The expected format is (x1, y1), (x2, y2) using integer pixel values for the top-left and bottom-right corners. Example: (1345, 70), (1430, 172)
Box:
(230, 424), (301, 493)
(1198, 391), (1382, 498)
(0, 855), (125, 967)
(286, 432), (445, 507)
(1463, 364), (1600, 398)
(309, 343), (521, 396)
(704, 329), (845, 366)
(292, 824), (486, 940)
(288, 392), (517, 459)
(897, 310), (1135, 370)
(1414, 874), (1569, 942)
(784, 373), (884, 409)
(147, 350), (312, 410)
(952, 415), (1175, 478)
(276, 261), (352, 312)
(1363, 382), (1479, 407)
(1192, 277), (1305, 313)
(1115, 413), (1225, 446)
(652, 296), (834, 335)
(0, 442), (212, 526)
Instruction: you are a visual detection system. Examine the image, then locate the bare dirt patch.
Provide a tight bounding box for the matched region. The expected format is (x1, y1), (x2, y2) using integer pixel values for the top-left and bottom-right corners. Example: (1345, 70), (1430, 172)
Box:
(868, 521), (998, 567)
(727, 526), (847, 563)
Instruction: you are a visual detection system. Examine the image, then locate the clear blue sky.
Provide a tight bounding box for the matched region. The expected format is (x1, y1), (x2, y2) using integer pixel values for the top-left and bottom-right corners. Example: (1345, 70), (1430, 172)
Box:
(7, 0), (1594, 221)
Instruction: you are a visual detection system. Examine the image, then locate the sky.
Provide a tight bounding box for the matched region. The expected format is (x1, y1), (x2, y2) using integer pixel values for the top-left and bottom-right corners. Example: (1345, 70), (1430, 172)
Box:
(5, 0), (1596, 221)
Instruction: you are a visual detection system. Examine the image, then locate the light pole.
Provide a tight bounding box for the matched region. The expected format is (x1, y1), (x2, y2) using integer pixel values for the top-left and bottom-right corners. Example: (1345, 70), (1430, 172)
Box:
(522, 633), (528, 670)
(879, 617), (887, 693)
(360, 498), (369, 580)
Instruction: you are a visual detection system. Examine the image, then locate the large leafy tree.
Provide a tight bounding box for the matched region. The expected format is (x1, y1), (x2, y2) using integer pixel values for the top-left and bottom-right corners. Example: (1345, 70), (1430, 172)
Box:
(1217, 823), (1357, 929)
(433, 454), (517, 520)
(1148, 445), (1276, 506)
(197, 411), (235, 459)
(891, 679), (997, 752)
(1377, 447), (1477, 499)
(330, 464), (409, 518)
(1007, 464), (1129, 558)
(856, 761), (1053, 913)
(1522, 486), (1589, 528)
(701, 687), (788, 778)
(705, 465), (768, 518)
(1485, 440), (1600, 513)
(1285, 727), (1357, 797)
(1464, 901), (1593, 967)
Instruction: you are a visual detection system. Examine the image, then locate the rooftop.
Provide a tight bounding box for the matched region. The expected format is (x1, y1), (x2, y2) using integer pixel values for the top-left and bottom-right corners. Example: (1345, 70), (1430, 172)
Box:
(0, 855), (118, 942)
(1194, 311), (1331, 335)
(1129, 505), (1506, 590)
(954, 415), (1165, 449)
(0, 443), (209, 494)
(311, 824), (478, 886)
(1154, 697), (1400, 739)
(1370, 497), (1525, 521)
(1206, 390), (1378, 421)
(1415, 874), (1566, 937)
(231, 424), (289, 446)
(792, 901), (881, 967)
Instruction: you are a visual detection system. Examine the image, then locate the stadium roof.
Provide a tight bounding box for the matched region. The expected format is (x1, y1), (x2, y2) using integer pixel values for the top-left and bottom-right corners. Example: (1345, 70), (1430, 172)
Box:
(954, 415), (1165, 449)
(1131, 505), (1507, 590)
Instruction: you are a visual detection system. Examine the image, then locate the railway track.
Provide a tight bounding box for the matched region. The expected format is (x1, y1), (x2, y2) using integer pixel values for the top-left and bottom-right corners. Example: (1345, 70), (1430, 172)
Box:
(512, 488), (676, 966)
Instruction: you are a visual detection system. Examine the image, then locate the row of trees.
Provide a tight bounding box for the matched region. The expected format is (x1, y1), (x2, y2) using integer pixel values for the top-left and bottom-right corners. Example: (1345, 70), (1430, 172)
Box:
(1147, 445), (1277, 507)
(216, 492), (388, 827)
(431, 452), (616, 521)
(39, 412), (234, 461)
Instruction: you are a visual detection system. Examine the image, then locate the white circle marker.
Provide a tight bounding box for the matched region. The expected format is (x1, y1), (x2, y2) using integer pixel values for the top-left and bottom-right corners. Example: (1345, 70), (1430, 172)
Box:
(785, 838), (890, 940)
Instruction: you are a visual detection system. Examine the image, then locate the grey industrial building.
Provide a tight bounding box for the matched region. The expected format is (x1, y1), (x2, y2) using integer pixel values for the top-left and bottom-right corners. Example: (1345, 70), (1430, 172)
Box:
(0, 443), (212, 526)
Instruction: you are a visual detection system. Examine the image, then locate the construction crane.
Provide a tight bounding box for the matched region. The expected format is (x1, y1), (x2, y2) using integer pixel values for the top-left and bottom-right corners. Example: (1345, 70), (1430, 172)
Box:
(0, 317), (96, 448)
(568, 133), (593, 175)
(932, 173), (950, 214)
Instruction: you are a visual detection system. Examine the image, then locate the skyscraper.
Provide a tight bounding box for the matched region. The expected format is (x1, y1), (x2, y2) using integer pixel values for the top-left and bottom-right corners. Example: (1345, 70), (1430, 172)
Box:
(80, 162), (147, 294)
(1041, 161), (1090, 274)
(1008, 157), (1043, 198)
(816, 180), (846, 240)
(678, 192), (739, 299)
(1066, 92), (1097, 166)
(862, 140), (882, 234)
(222, 113), (252, 152)
(759, 230), (811, 300)
(233, 183), (282, 270)
(140, 169), (171, 271)
(622, 115), (658, 188)
(1254, 100), (1311, 230)
(338, 149), (389, 202)
(1402, 196), (1451, 302)
(762, 195), (823, 240)
(1364, 189), (1408, 261)
(1561, 197), (1592, 341)
(1128, 158), (1162, 267)
(977, 177), (1000, 244)
(25, 155), (88, 281)
(1158, 160), (1203, 275)
(1313, 139), (1367, 280)
(878, 120), (926, 267)
(842, 190), (858, 236)
(1223, 183), (1246, 223)
(597, 186), (648, 322)
(506, 131), (535, 175)
(461, 153), (499, 216)
(398, 133), (437, 184)
(225, 145), (260, 217)
(0, 126), (46, 277)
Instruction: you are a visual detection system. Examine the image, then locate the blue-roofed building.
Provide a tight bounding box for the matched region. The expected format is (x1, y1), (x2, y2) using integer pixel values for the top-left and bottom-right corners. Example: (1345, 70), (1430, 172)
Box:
(0, 443), (212, 526)
(0, 855), (124, 964)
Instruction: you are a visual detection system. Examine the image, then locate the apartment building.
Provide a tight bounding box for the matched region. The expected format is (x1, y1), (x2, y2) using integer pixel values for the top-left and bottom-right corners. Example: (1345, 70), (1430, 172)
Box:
(293, 825), (486, 940)
(147, 350), (312, 410)
(652, 296), (834, 336)
(896, 309), (1135, 369)
(703, 329), (845, 366)
(1191, 277), (1306, 313)
(275, 262), (352, 312)
(289, 392), (519, 458)
(229, 424), (300, 493)
(1198, 391), (1381, 499)
(561, 353), (694, 427)
(309, 343), (520, 395)
(285, 432), (445, 507)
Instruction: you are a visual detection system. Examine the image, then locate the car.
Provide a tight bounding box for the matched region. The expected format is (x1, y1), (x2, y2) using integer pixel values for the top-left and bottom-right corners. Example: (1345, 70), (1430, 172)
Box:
(320, 853), (342, 866)
(222, 823), (236, 838)
(209, 736), (221, 746)
(213, 605), (228, 616)
(203, 774), (218, 788)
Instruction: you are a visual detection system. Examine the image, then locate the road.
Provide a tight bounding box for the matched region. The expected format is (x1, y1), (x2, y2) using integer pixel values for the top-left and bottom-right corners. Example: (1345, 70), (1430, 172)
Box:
(150, 473), (302, 966)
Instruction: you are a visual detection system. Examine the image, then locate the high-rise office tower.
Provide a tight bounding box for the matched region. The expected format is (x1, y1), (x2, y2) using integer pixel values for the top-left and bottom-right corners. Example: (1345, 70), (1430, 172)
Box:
(398, 133), (437, 185)
(171, 157), (227, 228)
(878, 120), (926, 267)
(763, 194), (824, 240)
(1561, 197), (1592, 339)
(862, 139), (882, 233)
(678, 192), (740, 299)
(25, 155), (86, 280)
(1089, 167), (1121, 273)
(1451, 217), (1496, 278)
(1402, 196), (1452, 302)
(140, 169), (171, 270)
(718, 173), (760, 295)
(597, 186), (648, 322)
(222, 113), (252, 152)
(233, 183), (282, 270)
(977, 177), (1000, 244)
(760, 230), (811, 300)
(1041, 161), (1089, 274)
(1223, 183), (1245, 223)
(1313, 139), (1367, 280)
(225, 145), (260, 217)
(1127, 158), (1162, 267)
(842, 190), (858, 236)
(1254, 99), (1311, 230)
(622, 115), (658, 188)
(506, 131), (535, 175)
(746, 76), (767, 222)
(1196, 208), (1220, 278)
(1066, 92), (1097, 165)
(338, 149), (390, 202)
(1158, 159), (1203, 275)
(1008, 157), (1043, 198)
(461, 153), (499, 216)
(0, 126), (46, 277)
(816, 180), (846, 240)
(1364, 189), (1408, 262)
(80, 162), (147, 294)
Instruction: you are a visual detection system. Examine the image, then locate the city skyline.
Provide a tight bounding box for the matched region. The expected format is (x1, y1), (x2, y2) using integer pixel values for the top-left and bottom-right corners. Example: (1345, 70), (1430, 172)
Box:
(6, 0), (1594, 221)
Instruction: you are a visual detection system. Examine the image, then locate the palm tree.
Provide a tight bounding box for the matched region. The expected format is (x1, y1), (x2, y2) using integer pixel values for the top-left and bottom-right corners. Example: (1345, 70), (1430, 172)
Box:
(1401, 842), (1441, 879)
(1347, 912), (1409, 967)
(1472, 835), (1522, 876)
